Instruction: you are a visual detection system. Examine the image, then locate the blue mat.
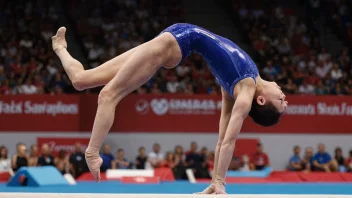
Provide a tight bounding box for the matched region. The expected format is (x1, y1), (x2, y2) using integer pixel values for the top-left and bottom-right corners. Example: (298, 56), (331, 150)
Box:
(1, 181), (352, 194)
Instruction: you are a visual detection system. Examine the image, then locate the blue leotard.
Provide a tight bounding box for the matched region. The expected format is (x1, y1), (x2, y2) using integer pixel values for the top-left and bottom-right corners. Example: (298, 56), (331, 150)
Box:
(160, 23), (259, 98)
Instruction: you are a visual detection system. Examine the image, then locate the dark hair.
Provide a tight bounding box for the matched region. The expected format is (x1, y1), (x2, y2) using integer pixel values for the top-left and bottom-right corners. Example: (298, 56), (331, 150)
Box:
(118, 148), (124, 153)
(248, 100), (283, 127)
(58, 149), (67, 159)
(0, 146), (8, 159)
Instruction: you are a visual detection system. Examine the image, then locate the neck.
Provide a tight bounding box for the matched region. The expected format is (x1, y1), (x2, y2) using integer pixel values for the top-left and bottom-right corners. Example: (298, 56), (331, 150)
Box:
(255, 77), (265, 96)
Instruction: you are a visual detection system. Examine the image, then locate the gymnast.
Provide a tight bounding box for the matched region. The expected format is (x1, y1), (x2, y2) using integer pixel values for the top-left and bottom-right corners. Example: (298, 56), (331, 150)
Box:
(52, 23), (288, 194)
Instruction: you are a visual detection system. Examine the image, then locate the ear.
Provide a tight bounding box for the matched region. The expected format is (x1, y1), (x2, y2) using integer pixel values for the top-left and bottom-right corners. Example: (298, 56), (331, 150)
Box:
(256, 95), (266, 106)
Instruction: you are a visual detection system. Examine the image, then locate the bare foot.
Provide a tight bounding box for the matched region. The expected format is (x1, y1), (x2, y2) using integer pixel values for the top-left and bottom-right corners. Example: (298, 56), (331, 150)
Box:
(194, 184), (215, 194)
(52, 27), (67, 53)
(85, 150), (103, 182)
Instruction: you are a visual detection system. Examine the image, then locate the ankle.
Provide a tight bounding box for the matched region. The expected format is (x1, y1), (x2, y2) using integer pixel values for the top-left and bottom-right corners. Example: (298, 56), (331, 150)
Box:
(85, 147), (99, 155)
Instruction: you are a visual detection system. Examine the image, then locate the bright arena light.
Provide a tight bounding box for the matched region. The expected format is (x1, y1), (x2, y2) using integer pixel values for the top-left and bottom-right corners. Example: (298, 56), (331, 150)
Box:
(1, 194), (351, 198)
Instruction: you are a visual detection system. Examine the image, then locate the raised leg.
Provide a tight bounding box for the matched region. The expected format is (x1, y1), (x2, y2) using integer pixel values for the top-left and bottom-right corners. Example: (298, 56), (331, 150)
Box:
(52, 27), (136, 91)
(85, 32), (182, 181)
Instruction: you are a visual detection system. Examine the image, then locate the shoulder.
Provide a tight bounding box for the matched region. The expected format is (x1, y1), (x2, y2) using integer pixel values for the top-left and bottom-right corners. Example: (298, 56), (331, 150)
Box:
(233, 78), (256, 99)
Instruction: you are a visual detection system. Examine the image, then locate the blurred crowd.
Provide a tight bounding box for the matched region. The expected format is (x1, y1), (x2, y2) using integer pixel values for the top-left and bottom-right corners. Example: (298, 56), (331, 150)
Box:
(1, 0), (352, 96)
(230, 0), (352, 95)
(1, 141), (351, 181)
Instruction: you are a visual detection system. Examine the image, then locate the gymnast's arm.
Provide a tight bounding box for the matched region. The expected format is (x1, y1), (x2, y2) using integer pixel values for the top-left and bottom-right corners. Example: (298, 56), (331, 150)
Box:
(214, 81), (255, 184)
(211, 88), (234, 183)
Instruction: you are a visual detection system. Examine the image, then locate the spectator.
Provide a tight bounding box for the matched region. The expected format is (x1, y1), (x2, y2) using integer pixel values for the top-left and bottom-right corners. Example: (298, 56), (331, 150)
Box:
(174, 145), (185, 166)
(345, 150), (352, 172)
(200, 147), (208, 163)
(206, 151), (215, 171)
(135, 147), (147, 169)
(37, 144), (55, 166)
(298, 80), (315, 95)
(111, 149), (131, 169)
(228, 155), (243, 171)
(69, 142), (88, 178)
(173, 145), (186, 179)
(288, 145), (303, 171)
(21, 79), (38, 94)
(100, 144), (114, 172)
(147, 143), (164, 169)
(161, 152), (176, 168)
(0, 146), (10, 172)
(250, 143), (270, 170)
(28, 144), (38, 167)
(312, 143), (338, 172)
(334, 147), (346, 172)
(185, 142), (205, 178)
(301, 147), (314, 172)
(12, 143), (28, 173)
(330, 63), (343, 80)
(55, 149), (69, 175)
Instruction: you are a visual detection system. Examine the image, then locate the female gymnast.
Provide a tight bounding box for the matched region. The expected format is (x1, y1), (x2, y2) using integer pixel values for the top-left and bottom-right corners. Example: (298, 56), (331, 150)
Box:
(52, 23), (288, 194)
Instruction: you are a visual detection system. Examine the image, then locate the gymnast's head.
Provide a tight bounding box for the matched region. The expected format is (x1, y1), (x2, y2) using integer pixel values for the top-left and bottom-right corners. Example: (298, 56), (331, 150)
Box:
(249, 81), (288, 127)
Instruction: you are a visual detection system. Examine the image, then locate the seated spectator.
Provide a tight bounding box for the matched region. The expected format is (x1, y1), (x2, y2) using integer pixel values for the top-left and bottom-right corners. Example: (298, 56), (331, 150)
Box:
(55, 149), (69, 175)
(250, 143), (270, 170)
(301, 147), (314, 172)
(38, 144), (55, 166)
(185, 142), (208, 178)
(288, 145), (303, 171)
(311, 143), (338, 172)
(147, 143), (164, 169)
(228, 155), (243, 171)
(200, 147), (208, 163)
(0, 146), (10, 172)
(100, 144), (114, 172)
(12, 143), (28, 173)
(135, 147), (147, 169)
(161, 152), (177, 168)
(345, 150), (352, 172)
(173, 145), (186, 179)
(69, 142), (88, 178)
(334, 147), (346, 172)
(174, 145), (185, 166)
(111, 149), (131, 169)
(206, 151), (215, 171)
(21, 78), (38, 94)
(28, 144), (38, 167)
(298, 80), (315, 95)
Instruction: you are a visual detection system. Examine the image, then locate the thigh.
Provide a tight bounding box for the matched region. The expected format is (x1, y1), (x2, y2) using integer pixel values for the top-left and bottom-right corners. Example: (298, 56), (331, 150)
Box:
(80, 47), (137, 88)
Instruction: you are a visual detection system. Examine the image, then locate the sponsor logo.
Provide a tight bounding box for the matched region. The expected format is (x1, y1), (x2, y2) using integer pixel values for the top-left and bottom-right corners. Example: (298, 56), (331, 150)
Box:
(286, 102), (352, 116)
(136, 98), (222, 116)
(0, 100), (79, 116)
(135, 99), (149, 115)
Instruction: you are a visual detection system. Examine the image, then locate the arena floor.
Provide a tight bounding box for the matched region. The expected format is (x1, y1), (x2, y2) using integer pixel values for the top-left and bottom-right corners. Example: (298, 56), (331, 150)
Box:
(1, 193), (352, 198)
(1, 181), (352, 196)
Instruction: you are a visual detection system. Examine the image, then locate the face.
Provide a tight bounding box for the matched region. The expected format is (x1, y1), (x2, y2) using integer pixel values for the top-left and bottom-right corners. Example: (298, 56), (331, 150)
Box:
(0, 147), (7, 158)
(42, 144), (49, 155)
(294, 147), (300, 155)
(191, 142), (198, 152)
(118, 150), (124, 158)
(259, 81), (288, 114)
(17, 145), (27, 156)
(31, 145), (38, 156)
(167, 153), (174, 160)
(318, 144), (325, 153)
(75, 143), (81, 152)
(305, 148), (313, 157)
(139, 148), (145, 156)
(257, 145), (263, 153)
(175, 146), (183, 154)
(103, 144), (110, 154)
(153, 144), (160, 153)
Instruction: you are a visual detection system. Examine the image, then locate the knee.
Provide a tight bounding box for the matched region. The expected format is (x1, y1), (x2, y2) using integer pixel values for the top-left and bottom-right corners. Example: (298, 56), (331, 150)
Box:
(152, 33), (176, 64)
(98, 87), (117, 106)
(71, 73), (86, 91)
(217, 136), (224, 147)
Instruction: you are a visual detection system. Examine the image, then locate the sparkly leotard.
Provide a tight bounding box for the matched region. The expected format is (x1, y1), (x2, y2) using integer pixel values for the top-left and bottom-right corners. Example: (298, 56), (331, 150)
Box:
(160, 23), (259, 98)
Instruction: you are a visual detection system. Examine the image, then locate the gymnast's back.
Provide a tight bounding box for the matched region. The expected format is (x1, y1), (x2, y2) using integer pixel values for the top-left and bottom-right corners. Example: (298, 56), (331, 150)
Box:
(161, 23), (259, 98)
